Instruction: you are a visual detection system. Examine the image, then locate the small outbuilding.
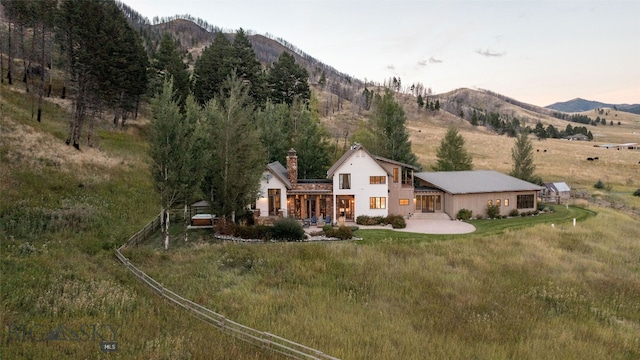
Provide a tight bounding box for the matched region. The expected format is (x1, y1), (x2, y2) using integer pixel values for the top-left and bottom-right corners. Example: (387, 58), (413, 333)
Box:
(542, 182), (571, 204)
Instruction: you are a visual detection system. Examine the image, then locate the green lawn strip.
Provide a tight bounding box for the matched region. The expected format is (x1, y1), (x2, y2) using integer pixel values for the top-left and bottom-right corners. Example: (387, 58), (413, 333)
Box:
(467, 205), (596, 235)
(355, 205), (596, 243)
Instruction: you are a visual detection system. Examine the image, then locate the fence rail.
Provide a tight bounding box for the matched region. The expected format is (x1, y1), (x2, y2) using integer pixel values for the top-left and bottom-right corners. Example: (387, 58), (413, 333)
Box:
(115, 213), (339, 360)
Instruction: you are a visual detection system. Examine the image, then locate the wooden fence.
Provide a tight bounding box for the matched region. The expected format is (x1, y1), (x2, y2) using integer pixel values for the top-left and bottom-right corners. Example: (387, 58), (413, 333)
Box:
(115, 214), (339, 360)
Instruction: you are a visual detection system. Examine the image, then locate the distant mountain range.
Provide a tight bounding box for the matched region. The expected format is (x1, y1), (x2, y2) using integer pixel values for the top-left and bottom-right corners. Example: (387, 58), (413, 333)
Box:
(545, 98), (640, 115)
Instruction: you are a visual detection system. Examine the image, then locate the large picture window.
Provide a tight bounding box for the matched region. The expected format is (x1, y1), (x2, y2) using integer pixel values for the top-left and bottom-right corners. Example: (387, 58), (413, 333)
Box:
(517, 194), (534, 209)
(370, 197), (386, 209)
(370, 176), (386, 184)
(339, 174), (351, 189)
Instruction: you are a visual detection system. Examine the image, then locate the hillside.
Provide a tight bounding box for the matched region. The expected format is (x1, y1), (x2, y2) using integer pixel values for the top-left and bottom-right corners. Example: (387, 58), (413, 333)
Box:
(546, 98), (640, 115)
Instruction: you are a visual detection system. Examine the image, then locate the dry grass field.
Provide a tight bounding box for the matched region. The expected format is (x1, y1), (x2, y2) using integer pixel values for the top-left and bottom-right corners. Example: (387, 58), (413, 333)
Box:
(2, 75), (639, 359)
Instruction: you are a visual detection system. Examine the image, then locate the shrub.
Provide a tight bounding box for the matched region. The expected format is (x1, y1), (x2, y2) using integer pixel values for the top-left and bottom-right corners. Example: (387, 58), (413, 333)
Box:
(356, 215), (369, 225)
(271, 218), (305, 241)
(475, 214), (483, 219)
(383, 214), (406, 229)
(509, 209), (519, 217)
(594, 179), (605, 189)
(537, 204), (546, 212)
(487, 205), (500, 219)
(633, 189), (640, 197)
(326, 225), (353, 240)
(457, 208), (473, 220)
(322, 224), (333, 232)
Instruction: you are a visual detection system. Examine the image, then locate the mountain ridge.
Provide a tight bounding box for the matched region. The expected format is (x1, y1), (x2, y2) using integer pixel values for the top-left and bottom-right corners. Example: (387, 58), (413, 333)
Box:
(545, 98), (640, 115)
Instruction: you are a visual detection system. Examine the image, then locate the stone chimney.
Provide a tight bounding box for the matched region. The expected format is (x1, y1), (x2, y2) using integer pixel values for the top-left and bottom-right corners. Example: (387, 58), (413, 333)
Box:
(286, 148), (298, 185)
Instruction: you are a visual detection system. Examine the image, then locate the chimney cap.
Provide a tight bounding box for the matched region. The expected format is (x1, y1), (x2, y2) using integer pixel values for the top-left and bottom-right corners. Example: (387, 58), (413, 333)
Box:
(287, 148), (297, 156)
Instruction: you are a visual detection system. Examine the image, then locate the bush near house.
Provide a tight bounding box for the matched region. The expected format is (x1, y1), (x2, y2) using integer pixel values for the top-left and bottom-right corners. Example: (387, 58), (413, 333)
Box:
(633, 189), (640, 197)
(271, 218), (306, 241)
(325, 225), (353, 240)
(487, 205), (501, 219)
(457, 208), (473, 220)
(385, 214), (406, 229)
(509, 209), (519, 217)
(356, 214), (406, 228)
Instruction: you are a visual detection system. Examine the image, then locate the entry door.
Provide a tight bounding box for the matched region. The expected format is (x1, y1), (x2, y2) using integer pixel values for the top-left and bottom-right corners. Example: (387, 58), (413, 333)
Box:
(415, 195), (437, 213)
(268, 189), (281, 216)
(338, 196), (354, 221)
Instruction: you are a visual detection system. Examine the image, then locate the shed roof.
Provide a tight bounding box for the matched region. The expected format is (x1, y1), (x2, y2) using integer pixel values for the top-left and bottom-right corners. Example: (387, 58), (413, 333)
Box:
(545, 182), (571, 192)
(414, 170), (544, 194)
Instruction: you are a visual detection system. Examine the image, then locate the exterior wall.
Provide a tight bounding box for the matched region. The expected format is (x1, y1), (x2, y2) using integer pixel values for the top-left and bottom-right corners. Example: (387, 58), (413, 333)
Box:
(257, 170), (288, 217)
(378, 162), (414, 217)
(447, 191), (539, 219)
(331, 148), (389, 221)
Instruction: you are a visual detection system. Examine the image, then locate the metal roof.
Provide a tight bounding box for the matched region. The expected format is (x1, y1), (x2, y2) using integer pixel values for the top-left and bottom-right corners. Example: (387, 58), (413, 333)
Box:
(266, 161), (292, 189)
(414, 170), (544, 194)
(545, 182), (571, 192)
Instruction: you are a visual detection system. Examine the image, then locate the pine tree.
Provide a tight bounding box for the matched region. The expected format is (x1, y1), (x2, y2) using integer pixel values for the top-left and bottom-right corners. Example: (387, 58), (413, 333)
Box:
(356, 88), (419, 167)
(153, 33), (190, 110)
(266, 51), (310, 106)
(432, 126), (473, 171)
(232, 28), (265, 105)
(192, 31), (233, 105)
(510, 131), (541, 184)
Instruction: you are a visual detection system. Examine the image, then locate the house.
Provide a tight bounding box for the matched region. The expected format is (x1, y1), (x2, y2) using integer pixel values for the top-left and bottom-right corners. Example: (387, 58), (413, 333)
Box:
(255, 145), (544, 223)
(542, 182), (571, 203)
(256, 149), (333, 223)
(326, 144), (417, 222)
(413, 170), (544, 219)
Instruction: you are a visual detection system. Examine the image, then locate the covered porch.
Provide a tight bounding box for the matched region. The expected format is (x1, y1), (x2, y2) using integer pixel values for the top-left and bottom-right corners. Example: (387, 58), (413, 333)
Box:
(286, 190), (333, 225)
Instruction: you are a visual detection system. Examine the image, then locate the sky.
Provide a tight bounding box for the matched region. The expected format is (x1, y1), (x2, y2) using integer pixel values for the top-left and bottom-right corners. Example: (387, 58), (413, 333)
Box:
(123, 0), (640, 107)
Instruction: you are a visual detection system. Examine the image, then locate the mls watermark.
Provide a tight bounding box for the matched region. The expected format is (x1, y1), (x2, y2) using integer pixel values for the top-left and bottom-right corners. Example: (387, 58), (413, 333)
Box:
(6, 323), (120, 352)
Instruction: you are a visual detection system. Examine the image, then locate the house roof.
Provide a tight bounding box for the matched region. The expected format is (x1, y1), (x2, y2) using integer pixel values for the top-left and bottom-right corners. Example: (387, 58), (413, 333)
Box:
(266, 161), (292, 189)
(373, 155), (418, 170)
(327, 143), (383, 177)
(545, 182), (571, 192)
(414, 170), (544, 194)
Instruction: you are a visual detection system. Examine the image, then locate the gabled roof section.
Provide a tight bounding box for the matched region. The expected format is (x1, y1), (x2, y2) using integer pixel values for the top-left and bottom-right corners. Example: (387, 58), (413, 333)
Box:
(373, 155), (418, 170)
(326, 143), (386, 177)
(545, 182), (571, 192)
(414, 170), (544, 194)
(266, 161), (292, 189)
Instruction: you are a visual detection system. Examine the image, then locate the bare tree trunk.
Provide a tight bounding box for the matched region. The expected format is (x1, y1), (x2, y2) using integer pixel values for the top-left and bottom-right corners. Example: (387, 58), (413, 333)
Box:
(183, 203), (188, 242)
(163, 208), (170, 250)
(37, 23), (46, 122)
(7, 21), (13, 85)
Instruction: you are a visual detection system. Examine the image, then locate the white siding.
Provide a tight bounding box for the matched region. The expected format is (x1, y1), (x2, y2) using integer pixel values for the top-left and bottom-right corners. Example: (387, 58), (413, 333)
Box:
(331, 148), (389, 220)
(257, 171), (288, 217)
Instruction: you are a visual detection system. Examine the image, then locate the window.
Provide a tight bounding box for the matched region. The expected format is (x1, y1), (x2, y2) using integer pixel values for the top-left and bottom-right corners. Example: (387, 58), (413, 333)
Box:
(399, 199), (410, 206)
(504, 199), (509, 207)
(496, 199), (501, 207)
(393, 168), (399, 183)
(370, 197), (386, 209)
(517, 194), (534, 209)
(370, 176), (386, 184)
(401, 168), (413, 185)
(488, 200), (492, 207)
(339, 174), (351, 189)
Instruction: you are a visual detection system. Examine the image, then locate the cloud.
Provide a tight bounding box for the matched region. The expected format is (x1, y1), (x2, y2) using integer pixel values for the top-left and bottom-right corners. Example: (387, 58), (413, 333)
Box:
(417, 57), (442, 66)
(476, 48), (506, 57)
